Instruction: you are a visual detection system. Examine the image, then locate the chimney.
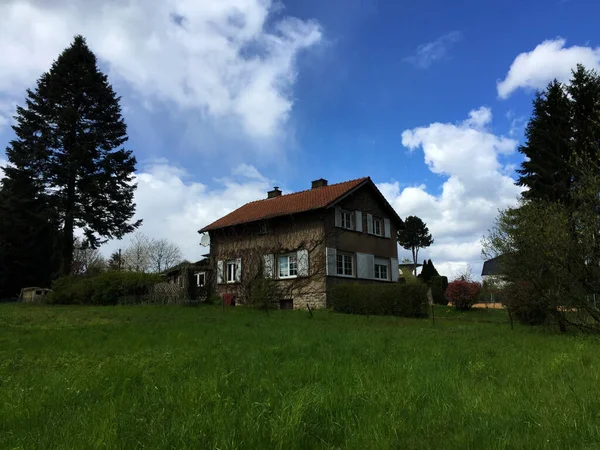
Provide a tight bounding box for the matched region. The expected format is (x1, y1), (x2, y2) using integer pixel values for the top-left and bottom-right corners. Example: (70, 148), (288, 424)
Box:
(267, 187), (282, 199)
(311, 178), (328, 189)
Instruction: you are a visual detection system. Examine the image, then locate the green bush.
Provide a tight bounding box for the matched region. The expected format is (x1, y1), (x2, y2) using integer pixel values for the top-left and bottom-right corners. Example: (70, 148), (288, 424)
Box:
(430, 276), (448, 305)
(503, 281), (548, 325)
(331, 283), (428, 318)
(49, 271), (162, 305)
(248, 277), (278, 309)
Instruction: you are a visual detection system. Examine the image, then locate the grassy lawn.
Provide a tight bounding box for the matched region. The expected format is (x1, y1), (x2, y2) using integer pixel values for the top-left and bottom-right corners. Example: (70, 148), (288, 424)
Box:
(1, 304), (599, 449)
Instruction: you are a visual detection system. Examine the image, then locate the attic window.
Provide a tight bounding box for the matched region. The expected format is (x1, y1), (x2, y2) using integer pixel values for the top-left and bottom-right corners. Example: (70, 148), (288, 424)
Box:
(373, 217), (383, 236)
(341, 210), (353, 230)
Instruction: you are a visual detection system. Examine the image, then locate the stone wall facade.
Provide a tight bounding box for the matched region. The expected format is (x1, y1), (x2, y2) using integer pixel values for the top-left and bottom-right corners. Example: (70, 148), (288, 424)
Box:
(209, 213), (327, 309)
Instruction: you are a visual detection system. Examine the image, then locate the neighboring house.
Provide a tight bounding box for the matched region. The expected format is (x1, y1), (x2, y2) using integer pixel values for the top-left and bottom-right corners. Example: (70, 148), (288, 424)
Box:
(164, 258), (211, 288)
(481, 255), (508, 293)
(481, 256), (504, 281)
(398, 260), (422, 280)
(199, 177), (403, 309)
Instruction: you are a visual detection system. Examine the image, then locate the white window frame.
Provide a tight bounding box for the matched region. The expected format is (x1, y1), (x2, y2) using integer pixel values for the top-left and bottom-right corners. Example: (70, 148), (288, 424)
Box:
(373, 217), (383, 236)
(278, 253), (298, 279)
(374, 258), (389, 280)
(196, 272), (206, 287)
(336, 253), (354, 277)
(341, 210), (353, 230)
(226, 260), (237, 283)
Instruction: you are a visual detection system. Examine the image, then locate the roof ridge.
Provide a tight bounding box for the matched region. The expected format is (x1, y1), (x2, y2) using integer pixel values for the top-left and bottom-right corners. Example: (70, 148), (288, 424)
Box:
(241, 176), (369, 207)
(199, 176), (372, 233)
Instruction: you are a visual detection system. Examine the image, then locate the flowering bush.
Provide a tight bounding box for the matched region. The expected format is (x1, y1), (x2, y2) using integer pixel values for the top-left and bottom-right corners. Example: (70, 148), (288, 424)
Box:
(445, 280), (482, 311)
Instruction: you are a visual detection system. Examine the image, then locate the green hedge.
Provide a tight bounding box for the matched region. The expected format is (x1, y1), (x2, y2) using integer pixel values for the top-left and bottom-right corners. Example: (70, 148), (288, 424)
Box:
(49, 271), (162, 305)
(430, 276), (449, 305)
(331, 283), (429, 318)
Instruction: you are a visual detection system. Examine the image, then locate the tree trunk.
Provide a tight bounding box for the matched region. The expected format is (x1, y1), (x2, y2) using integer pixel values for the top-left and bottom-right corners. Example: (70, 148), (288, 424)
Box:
(60, 172), (76, 276)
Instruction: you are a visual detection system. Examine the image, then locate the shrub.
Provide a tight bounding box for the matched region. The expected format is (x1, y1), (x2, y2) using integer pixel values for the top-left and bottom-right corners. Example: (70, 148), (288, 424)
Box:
(331, 283), (428, 318)
(248, 277), (278, 309)
(49, 271), (162, 305)
(430, 276), (448, 305)
(503, 281), (548, 325)
(445, 280), (481, 311)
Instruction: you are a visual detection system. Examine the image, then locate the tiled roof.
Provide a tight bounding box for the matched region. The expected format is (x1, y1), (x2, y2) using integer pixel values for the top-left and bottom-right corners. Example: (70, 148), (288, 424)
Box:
(200, 177), (369, 232)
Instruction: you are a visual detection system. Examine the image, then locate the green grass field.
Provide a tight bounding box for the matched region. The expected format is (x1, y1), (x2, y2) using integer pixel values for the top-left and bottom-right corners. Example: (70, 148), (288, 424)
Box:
(1, 304), (599, 449)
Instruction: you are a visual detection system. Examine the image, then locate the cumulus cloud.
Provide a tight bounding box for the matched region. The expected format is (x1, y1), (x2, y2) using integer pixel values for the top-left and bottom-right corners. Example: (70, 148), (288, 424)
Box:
(378, 107), (523, 278)
(0, 0), (322, 138)
(102, 162), (272, 260)
(497, 38), (600, 99)
(404, 31), (462, 69)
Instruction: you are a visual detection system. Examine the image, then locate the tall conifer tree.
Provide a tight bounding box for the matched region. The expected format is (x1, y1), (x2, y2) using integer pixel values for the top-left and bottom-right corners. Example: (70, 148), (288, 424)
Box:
(4, 35), (141, 276)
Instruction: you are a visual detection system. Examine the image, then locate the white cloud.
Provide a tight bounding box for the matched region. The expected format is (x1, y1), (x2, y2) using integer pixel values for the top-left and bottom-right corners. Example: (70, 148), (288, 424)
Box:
(497, 38), (600, 99)
(0, 0), (322, 139)
(102, 162), (271, 261)
(379, 107), (523, 278)
(404, 31), (461, 69)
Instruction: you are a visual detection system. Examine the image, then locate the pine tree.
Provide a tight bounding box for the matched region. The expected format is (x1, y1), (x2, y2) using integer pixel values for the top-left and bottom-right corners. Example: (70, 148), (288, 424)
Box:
(108, 251), (123, 271)
(567, 65), (600, 175)
(5, 35), (141, 276)
(0, 168), (61, 298)
(397, 216), (434, 275)
(516, 80), (573, 203)
(427, 259), (439, 278)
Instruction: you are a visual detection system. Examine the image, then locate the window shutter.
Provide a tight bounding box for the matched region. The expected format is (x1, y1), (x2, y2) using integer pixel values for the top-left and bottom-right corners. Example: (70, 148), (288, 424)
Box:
(326, 247), (337, 276)
(335, 207), (342, 228)
(384, 218), (391, 238)
(235, 258), (242, 282)
(297, 249), (309, 277)
(355, 211), (363, 232)
(263, 254), (274, 279)
(356, 253), (369, 279)
(367, 214), (373, 234)
(217, 260), (224, 284)
(390, 257), (399, 282)
(366, 254), (375, 279)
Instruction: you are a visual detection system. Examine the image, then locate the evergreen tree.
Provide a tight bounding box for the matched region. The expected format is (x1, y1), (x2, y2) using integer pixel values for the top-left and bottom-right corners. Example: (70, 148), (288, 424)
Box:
(0, 168), (61, 298)
(517, 65), (600, 203)
(397, 216), (434, 275)
(427, 259), (440, 278)
(108, 251), (123, 271)
(516, 80), (573, 202)
(567, 65), (600, 175)
(5, 36), (141, 276)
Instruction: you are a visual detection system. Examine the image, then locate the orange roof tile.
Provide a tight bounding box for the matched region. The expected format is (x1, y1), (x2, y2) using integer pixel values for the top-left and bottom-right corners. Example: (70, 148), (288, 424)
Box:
(200, 177), (369, 232)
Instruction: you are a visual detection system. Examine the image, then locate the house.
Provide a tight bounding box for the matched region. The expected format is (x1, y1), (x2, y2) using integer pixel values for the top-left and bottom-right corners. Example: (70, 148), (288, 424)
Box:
(481, 255), (505, 281)
(163, 257), (211, 289)
(398, 259), (423, 280)
(199, 177), (403, 309)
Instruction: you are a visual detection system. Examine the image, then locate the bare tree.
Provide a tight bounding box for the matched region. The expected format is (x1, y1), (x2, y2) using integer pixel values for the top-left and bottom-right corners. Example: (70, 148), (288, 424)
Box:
(147, 238), (183, 273)
(122, 233), (151, 272)
(72, 238), (106, 275)
(451, 264), (474, 282)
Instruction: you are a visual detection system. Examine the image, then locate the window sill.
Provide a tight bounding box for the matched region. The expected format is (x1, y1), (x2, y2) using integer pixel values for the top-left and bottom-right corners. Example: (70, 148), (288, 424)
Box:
(278, 275), (298, 280)
(333, 273), (355, 278)
(367, 232), (390, 239)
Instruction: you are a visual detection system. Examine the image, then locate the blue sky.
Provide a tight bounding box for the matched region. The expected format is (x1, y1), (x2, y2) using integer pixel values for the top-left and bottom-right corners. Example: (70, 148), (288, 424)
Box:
(1, 0), (599, 277)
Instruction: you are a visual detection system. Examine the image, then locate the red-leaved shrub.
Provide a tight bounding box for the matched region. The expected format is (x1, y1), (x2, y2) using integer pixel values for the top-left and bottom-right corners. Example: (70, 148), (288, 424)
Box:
(445, 280), (482, 311)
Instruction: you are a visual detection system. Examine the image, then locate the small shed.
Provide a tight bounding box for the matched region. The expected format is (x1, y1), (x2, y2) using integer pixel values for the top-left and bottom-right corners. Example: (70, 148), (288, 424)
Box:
(20, 287), (52, 303)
